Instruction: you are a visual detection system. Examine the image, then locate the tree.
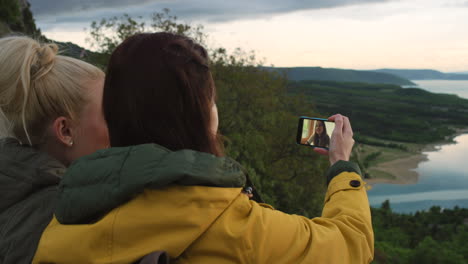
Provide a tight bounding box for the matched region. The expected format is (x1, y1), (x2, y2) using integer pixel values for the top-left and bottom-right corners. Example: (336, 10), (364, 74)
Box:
(87, 8), (204, 58)
(0, 0), (21, 27)
(410, 236), (466, 264)
(381, 199), (391, 212)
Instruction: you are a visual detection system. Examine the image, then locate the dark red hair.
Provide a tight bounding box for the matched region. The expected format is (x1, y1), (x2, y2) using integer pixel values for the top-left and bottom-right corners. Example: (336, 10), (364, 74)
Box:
(103, 32), (223, 156)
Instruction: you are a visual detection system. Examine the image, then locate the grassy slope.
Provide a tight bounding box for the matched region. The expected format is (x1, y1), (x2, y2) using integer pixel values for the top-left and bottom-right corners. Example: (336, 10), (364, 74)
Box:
(355, 139), (422, 180)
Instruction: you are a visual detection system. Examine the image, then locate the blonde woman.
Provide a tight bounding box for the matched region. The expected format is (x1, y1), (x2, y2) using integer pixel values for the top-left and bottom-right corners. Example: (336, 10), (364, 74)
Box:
(0, 36), (109, 263)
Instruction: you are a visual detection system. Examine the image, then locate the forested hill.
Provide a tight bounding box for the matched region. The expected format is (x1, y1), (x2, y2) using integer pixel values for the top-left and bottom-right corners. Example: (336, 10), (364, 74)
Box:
(0, 0), (40, 37)
(288, 80), (468, 144)
(266, 66), (415, 86)
(375, 68), (468, 80)
(372, 202), (468, 263)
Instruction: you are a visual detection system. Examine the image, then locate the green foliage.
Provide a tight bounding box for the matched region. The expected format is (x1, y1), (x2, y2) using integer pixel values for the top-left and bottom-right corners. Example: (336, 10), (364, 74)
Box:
(373, 201), (468, 263)
(212, 51), (328, 216)
(87, 9), (204, 58)
(354, 134), (408, 150)
(20, 3), (41, 37)
(363, 151), (381, 167)
(0, 0), (41, 37)
(374, 241), (411, 264)
(289, 80), (468, 143)
(88, 13), (145, 55)
(0, 0), (21, 26)
(410, 237), (466, 264)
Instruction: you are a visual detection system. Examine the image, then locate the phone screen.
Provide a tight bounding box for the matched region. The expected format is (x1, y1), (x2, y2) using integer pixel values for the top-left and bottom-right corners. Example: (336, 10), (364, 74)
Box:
(296, 117), (335, 149)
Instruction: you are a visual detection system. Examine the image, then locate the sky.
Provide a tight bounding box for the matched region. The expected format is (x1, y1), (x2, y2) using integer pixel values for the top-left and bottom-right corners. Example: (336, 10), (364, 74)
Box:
(29, 0), (468, 72)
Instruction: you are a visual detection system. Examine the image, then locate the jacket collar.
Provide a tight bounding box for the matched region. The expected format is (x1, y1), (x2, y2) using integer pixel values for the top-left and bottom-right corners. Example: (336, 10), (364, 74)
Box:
(56, 144), (247, 224)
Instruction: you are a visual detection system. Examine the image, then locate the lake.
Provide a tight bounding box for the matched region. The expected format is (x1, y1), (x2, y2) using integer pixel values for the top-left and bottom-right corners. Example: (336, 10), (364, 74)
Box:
(412, 80), (468, 99)
(367, 80), (468, 213)
(368, 134), (468, 213)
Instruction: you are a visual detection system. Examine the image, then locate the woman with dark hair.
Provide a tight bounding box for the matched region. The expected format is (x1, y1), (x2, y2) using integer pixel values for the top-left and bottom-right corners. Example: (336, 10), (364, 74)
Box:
(33, 33), (374, 264)
(307, 120), (330, 148)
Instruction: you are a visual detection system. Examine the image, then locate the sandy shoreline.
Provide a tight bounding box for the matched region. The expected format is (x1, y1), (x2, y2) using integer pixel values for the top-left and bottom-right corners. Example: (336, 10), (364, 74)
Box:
(365, 153), (427, 185)
(366, 128), (468, 186)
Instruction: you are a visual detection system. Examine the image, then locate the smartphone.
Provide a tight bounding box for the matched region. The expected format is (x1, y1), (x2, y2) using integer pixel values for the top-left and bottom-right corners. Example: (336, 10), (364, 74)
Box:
(296, 116), (335, 149)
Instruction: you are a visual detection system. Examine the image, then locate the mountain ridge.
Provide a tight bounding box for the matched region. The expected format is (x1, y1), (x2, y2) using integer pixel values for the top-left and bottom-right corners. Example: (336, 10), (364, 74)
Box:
(374, 69), (468, 80)
(266, 66), (415, 86)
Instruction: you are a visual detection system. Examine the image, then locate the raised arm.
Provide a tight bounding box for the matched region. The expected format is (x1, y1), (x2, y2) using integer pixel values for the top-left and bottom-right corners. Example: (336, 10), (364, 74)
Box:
(250, 114), (373, 263)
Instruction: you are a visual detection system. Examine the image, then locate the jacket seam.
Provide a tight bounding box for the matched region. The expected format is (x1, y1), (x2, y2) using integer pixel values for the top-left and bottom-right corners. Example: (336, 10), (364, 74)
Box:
(109, 206), (122, 264)
(178, 189), (244, 260)
(116, 147), (133, 189)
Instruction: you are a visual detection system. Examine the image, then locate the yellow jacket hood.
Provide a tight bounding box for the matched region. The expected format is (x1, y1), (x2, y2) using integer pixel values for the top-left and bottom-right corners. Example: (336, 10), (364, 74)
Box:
(35, 186), (243, 263)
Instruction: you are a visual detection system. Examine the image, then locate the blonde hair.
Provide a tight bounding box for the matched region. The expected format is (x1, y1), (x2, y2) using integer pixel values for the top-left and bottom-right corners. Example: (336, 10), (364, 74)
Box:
(0, 36), (104, 146)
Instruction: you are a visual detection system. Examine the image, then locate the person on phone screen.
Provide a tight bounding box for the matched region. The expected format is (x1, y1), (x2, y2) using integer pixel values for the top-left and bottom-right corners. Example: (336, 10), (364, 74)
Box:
(307, 120), (330, 148)
(33, 32), (374, 264)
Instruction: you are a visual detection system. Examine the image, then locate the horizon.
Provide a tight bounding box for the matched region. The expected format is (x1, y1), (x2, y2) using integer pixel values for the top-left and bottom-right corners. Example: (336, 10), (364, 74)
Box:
(267, 66), (468, 74)
(30, 0), (468, 72)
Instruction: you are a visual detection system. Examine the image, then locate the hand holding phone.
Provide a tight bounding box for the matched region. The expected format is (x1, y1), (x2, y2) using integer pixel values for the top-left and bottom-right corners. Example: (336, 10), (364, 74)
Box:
(296, 117), (334, 150)
(327, 114), (354, 165)
(297, 114), (354, 166)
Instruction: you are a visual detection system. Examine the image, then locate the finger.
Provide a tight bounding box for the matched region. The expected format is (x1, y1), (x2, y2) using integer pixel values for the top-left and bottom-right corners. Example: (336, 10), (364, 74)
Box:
(331, 114), (344, 135)
(313, 148), (329, 156)
(328, 114), (340, 122)
(342, 116), (353, 136)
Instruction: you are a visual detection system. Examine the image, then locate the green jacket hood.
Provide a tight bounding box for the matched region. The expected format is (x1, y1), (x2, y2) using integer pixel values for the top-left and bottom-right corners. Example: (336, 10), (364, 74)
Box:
(56, 144), (247, 224)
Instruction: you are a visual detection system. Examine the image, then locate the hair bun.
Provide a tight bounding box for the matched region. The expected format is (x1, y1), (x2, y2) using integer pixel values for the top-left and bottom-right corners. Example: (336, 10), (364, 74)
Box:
(30, 43), (59, 81)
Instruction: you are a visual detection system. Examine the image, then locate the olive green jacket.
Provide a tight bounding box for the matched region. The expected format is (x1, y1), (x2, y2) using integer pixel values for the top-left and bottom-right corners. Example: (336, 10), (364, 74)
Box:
(0, 138), (64, 264)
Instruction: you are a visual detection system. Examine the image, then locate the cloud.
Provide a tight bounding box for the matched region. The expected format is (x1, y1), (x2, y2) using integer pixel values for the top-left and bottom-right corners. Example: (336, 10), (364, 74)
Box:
(30, 0), (391, 24)
(161, 0), (392, 22)
(29, 0), (155, 17)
